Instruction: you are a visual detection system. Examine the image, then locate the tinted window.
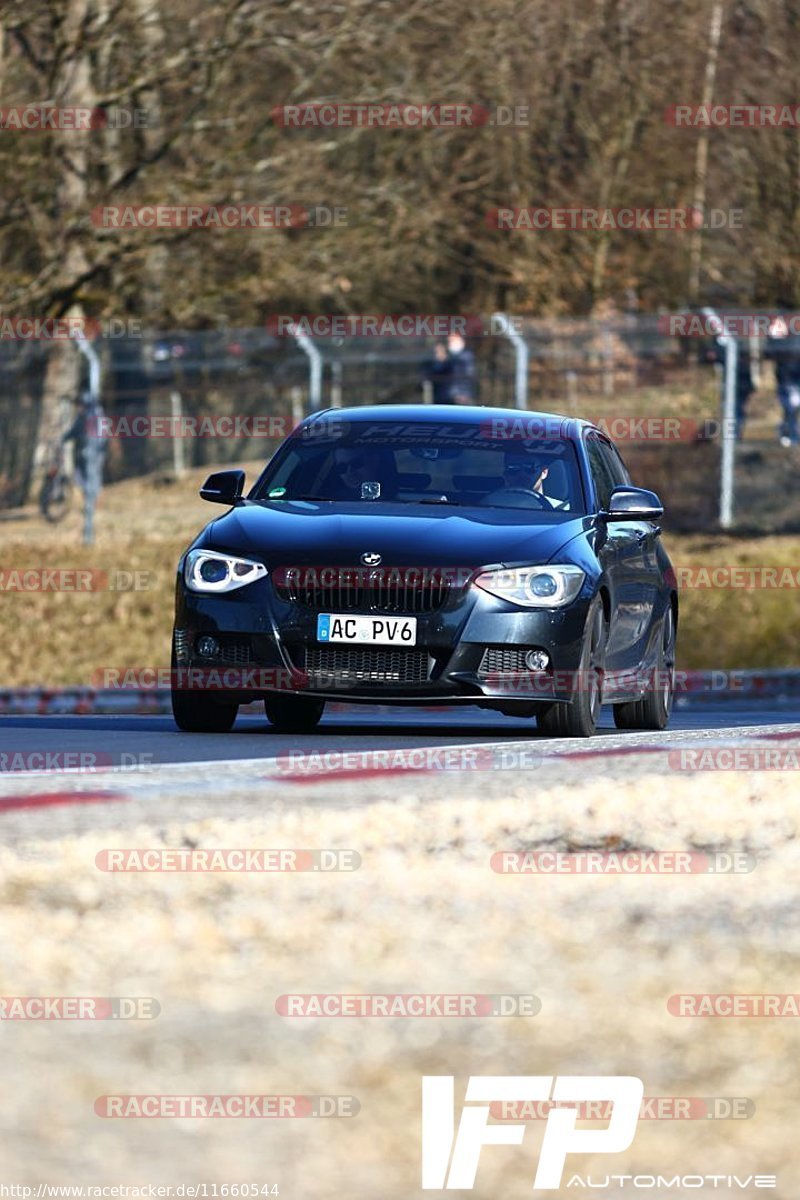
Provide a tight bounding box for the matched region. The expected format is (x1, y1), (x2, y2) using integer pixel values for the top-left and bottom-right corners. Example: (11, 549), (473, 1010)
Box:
(252, 421), (587, 513)
(599, 438), (632, 488)
(586, 436), (616, 509)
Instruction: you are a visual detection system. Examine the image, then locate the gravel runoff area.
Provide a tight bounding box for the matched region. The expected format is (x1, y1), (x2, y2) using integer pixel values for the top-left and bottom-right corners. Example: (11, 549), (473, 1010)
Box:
(0, 761), (797, 1198)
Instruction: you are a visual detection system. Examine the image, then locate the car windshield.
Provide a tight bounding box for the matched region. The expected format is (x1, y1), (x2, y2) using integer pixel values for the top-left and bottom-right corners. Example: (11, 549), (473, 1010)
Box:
(251, 420), (586, 513)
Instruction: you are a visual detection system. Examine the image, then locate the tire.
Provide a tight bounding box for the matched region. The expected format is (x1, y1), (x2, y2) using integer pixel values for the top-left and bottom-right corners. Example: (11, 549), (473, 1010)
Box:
(171, 650), (238, 732)
(264, 696), (325, 733)
(40, 473), (73, 523)
(613, 606), (676, 732)
(537, 596), (607, 738)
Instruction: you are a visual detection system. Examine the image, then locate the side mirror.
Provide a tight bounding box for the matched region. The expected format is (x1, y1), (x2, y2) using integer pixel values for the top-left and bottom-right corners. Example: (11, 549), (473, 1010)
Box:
(603, 486), (663, 522)
(200, 469), (245, 506)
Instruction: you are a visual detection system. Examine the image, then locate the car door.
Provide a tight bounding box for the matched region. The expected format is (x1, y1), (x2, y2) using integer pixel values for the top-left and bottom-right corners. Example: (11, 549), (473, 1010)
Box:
(586, 433), (643, 669)
(599, 435), (662, 666)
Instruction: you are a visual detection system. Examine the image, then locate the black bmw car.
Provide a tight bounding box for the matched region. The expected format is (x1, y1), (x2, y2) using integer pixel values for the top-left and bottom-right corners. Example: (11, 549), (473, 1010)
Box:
(172, 405), (677, 738)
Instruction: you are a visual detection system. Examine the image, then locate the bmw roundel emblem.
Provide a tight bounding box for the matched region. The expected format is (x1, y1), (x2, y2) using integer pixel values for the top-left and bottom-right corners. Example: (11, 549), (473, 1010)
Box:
(360, 551), (382, 566)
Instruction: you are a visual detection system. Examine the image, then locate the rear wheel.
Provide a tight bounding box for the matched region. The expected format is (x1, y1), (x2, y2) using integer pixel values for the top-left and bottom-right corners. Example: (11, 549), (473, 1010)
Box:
(40, 470), (73, 523)
(171, 649), (238, 732)
(537, 596), (607, 738)
(264, 696), (325, 733)
(613, 606), (676, 731)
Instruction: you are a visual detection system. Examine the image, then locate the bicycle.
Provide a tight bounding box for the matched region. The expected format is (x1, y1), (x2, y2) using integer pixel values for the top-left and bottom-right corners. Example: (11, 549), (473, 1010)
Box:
(38, 437), (74, 523)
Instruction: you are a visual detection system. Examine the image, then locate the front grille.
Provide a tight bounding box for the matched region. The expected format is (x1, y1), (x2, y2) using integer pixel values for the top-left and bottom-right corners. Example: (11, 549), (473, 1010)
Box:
(274, 566), (455, 614)
(479, 647), (530, 675)
(304, 646), (431, 686)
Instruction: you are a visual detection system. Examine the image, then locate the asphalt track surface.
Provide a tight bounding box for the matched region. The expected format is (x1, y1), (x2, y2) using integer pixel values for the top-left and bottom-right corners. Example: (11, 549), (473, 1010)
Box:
(1, 698), (799, 767)
(0, 700), (798, 843)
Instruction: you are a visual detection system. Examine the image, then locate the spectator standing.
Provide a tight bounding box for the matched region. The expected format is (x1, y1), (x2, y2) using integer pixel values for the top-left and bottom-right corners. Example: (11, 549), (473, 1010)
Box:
(714, 337), (754, 440)
(446, 333), (476, 404)
(422, 341), (454, 403)
(765, 320), (800, 446)
(63, 389), (106, 545)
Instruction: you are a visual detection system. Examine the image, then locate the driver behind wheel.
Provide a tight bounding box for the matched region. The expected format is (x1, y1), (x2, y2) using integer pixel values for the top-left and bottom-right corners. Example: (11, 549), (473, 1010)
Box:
(482, 454), (553, 506)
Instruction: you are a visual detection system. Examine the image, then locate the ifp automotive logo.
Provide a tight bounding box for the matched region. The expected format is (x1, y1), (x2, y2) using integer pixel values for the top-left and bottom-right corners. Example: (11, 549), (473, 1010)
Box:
(421, 1075), (643, 1190)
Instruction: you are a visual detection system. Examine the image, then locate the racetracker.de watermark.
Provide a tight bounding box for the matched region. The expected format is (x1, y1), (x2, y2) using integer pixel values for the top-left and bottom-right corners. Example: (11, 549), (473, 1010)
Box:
(95, 848), (360, 872)
(481, 415), (715, 442)
(93, 668), (305, 691)
(0, 106), (151, 131)
(91, 205), (347, 229)
(659, 312), (800, 337)
(0, 317), (142, 340)
(90, 415), (297, 440)
(488, 1096), (755, 1120)
(0, 751), (154, 773)
(487, 206), (744, 231)
(672, 566), (800, 589)
(666, 103), (800, 127)
(264, 313), (520, 337)
(669, 994), (800, 1017)
(0, 997), (158, 1019)
(669, 747), (800, 771)
(271, 102), (529, 128)
(273, 747), (542, 777)
(94, 1095), (359, 1118)
(275, 993), (540, 1017)
(0, 569), (153, 592)
(273, 564), (476, 589)
(491, 851), (756, 874)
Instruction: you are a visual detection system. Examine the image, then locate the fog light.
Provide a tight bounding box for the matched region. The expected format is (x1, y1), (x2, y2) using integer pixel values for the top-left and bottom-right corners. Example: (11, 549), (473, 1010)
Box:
(197, 635), (219, 658)
(525, 649), (550, 671)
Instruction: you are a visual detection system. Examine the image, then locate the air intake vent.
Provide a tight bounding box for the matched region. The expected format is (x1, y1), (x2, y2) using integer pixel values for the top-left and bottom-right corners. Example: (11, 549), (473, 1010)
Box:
(304, 646), (431, 686)
(479, 647), (531, 675)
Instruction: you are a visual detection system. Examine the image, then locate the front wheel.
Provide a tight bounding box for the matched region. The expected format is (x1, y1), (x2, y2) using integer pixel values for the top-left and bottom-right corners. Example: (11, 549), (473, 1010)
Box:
(171, 650), (238, 732)
(613, 606), (676, 732)
(537, 596), (607, 738)
(264, 696), (325, 733)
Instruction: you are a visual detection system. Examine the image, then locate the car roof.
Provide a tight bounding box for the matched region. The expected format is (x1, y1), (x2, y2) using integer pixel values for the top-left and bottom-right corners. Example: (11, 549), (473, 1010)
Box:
(301, 404), (593, 439)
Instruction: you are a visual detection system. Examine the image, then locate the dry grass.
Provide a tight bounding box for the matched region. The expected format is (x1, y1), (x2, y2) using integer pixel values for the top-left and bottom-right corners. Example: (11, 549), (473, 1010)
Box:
(1, 463), (799, 685)
(0, 766), (797, 1191)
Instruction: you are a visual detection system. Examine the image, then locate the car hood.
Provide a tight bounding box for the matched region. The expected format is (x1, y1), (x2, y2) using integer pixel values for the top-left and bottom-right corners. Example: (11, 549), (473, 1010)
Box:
(197, 500), (591, 567)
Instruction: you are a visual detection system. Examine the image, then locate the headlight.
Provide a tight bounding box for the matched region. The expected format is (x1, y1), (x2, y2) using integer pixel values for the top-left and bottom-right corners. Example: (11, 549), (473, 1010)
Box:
(184, 549), (267, 594)
(474, 564), (585, 608)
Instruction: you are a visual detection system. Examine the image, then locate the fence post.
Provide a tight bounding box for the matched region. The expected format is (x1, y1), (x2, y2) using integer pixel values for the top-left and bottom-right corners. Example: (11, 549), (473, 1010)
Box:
(170, 391), (186, 477)
(566, 370), (578, 410)
(290, 386), (303, 428)
(72, 327), (101, 402)
(602, 326), (614, 395)
(719, 336), (737, 529)
(749, 331), (761, 390)
(331, 361), (343, 408)
(292, 325), (323, 411)
(703, 307), (737, 529)
(491, 312), (528, 409)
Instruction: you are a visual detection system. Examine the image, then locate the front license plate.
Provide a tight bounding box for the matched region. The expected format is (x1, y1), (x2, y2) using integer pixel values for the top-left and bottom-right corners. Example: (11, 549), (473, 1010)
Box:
(317, 613), (417, 646)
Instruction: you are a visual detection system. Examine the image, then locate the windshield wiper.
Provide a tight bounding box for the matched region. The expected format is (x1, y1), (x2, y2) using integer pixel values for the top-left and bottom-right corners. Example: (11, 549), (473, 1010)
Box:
(418, 496), (462, 505)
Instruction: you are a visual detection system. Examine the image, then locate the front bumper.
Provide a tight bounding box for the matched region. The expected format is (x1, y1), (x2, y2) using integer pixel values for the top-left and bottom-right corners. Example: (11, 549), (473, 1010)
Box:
(173, 573), (592, 706)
